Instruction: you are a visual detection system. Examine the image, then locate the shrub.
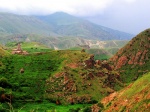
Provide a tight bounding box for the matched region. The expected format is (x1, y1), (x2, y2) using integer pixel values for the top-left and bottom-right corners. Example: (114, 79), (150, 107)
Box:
(0, 77), (11, 88)
(97, 102), (104, 108)
(0, 87), (5, 94)
(82, 106), (91, 112)
(68, 108), (80, 112)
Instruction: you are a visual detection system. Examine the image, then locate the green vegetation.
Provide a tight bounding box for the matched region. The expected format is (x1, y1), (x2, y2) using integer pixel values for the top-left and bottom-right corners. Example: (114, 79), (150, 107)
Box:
(5, 41), (51, 53)
(0, 45), (9, 57)
(0, 50), (65, 111)
(102, 72), (150, 112)
(110, 29), (150, 83)
(0, 44), (122, 111)
(86, 49), (113, 60)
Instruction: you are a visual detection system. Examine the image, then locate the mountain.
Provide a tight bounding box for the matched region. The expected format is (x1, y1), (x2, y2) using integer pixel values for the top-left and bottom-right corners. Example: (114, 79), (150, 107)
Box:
(2, 32), (128, 51)
(37, 12), (133, 40)
(109, 29), (150, 82)
(92, 72), (150, 112)
(0, 12), (55, 35)
(0, 12), (133, 45)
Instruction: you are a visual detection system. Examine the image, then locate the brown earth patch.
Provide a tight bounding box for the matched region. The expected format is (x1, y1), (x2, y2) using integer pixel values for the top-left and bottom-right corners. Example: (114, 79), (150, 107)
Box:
(101, 92), (117, 105)
(67, 63), (78, 69)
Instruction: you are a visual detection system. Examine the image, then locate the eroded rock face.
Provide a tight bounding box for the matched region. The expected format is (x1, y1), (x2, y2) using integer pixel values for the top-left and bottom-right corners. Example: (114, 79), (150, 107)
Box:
(91, 104), (100, 112)
(45, 53), (121, 104)
(110, 29), (150, 70)
(102, 61), (112, 71)
(115, 56), (128, 69)
(112, 49), (149, 69)
(95, 60), (101, 65)
(84, 55), (95, 68)
(67, 95), (92, 104)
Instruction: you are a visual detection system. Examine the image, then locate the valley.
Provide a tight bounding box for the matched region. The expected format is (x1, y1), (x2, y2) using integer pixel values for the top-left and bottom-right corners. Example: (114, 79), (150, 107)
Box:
(0, 12), (150, 112)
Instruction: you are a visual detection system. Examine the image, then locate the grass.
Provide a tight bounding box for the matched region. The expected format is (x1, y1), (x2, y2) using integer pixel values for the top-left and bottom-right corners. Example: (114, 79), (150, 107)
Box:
(15, 101), (91, 112)
(86, 49), (112, 60)
(0, 46), (122, 111)
(6, 42), (52, 53)
(0, 49), (95, 111)
(0, 50), (65, 110)
(103, 72), (150, 112)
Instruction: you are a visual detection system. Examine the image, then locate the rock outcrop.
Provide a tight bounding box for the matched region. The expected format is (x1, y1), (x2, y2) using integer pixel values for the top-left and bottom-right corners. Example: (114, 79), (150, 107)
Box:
(109, 29), (150, 82)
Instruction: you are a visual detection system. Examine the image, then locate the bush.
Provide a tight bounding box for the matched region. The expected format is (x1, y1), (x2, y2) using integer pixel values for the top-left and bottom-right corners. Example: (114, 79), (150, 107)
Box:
(97, 102), (104, 108)
(0, 87), (5, 94)
(82, 107), (91, 112)
(0, 77), (11, 88)
(68, 108), (80, 112)
(88, 99), (98, 104)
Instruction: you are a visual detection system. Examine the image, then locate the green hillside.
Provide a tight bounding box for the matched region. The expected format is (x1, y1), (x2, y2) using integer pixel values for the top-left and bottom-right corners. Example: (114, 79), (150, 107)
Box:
(0, 47), (123, 111)
(110, 29), (150, 83)
(99, 72), (150, 112)
(0, 13), (54, 35)
(6, 42), (51, 53)
(0, 44), (9, 57)
(86, 49), (113, 60)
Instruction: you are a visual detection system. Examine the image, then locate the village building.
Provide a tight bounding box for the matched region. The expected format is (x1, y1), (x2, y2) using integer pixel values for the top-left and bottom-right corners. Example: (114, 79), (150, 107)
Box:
(12, 43), (28, 55)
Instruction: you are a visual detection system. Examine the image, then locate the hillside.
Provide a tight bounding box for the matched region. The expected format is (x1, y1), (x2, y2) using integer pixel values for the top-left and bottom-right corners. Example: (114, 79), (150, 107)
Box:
(0, 44), (9, 57)
(69, 48), (113, 60)
(6, 41), (51, 53)
(96, 72), (150, 112)
(1, 32), (128, 51)
(110, 29), (150, 82)
(86, 49), (113, 60)
(0, 47), (123, 111)
(0, 12), (54, 35)
(44, 51), (123, 105)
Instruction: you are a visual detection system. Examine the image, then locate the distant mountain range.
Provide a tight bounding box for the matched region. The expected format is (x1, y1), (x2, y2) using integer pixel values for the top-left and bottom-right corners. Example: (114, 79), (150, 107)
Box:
(36, 12), (133, 40)
(0, 12), (133, 45)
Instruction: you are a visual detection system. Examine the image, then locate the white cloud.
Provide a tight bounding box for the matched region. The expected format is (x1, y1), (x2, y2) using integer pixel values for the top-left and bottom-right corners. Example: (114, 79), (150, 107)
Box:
(124, 0), (136, 3)
(0, 0), (113, 16)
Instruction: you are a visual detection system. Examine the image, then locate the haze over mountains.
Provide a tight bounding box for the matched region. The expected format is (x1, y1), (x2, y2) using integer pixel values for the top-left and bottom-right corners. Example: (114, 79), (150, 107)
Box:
(0, 12), (133, 46)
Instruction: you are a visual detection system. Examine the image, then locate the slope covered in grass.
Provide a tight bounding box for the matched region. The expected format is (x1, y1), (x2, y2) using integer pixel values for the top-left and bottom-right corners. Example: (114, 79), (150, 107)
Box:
(110, 29), (150, 82)
(6, 42), (51, 53)
(0, 50), (65, 111)
(0, 49), (122, 111)
(0, 44), (9, 57)
(86, 49), (113, 60)
(100, 72), (150, 112)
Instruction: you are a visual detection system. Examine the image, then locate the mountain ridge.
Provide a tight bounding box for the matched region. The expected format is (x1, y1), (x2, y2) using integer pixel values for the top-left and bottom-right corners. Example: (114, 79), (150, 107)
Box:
(37, 12), (133, 40)
(109, 28), (150, 82)
(0, 12), (133, 45)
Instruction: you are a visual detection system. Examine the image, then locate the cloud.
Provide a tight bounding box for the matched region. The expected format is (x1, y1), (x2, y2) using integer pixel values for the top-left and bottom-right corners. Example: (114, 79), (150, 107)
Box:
(0, 0), (113, 16)
(87, 0), (150, 34)
(0, 0), (150, 34)
(124, 0), (136, 3)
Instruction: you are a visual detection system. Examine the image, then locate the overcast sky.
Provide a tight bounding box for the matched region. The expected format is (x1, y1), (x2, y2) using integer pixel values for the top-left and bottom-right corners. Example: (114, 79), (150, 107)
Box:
(0, 0), (149, 34)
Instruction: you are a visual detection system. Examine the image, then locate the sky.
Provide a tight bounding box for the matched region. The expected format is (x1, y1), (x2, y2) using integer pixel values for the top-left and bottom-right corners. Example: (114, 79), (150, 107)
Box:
(0, 0), (149, 34)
